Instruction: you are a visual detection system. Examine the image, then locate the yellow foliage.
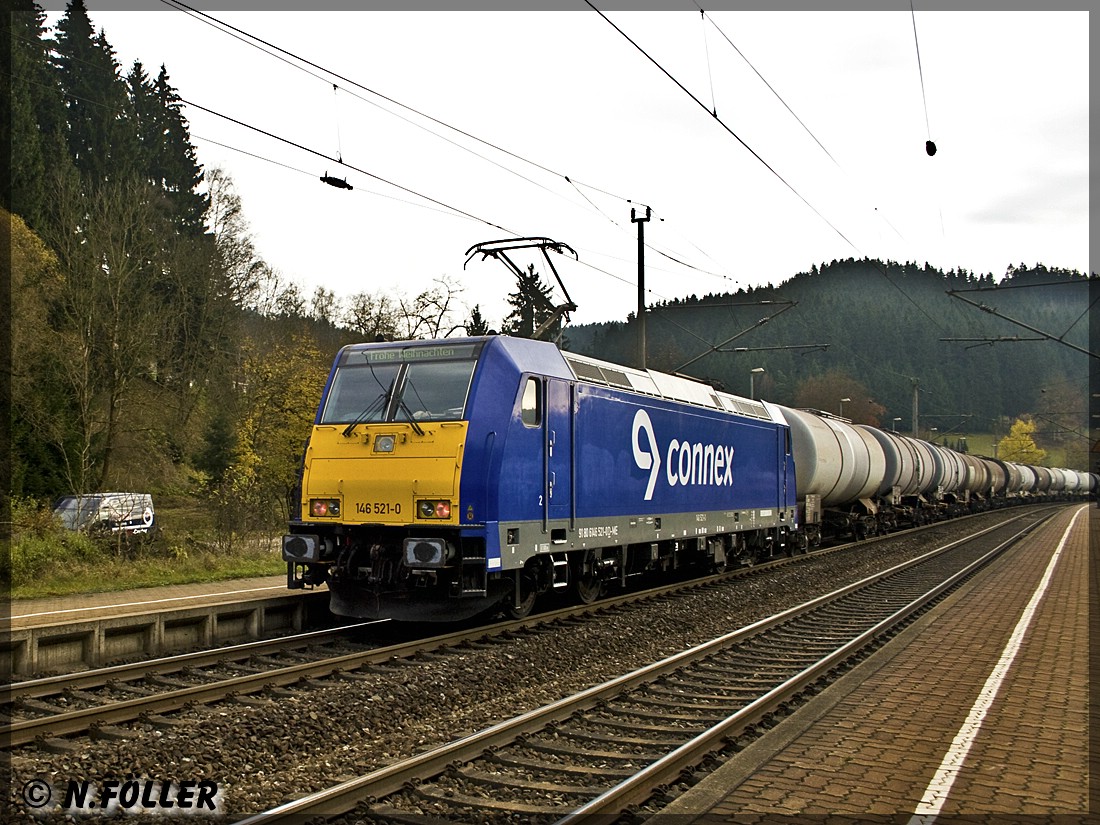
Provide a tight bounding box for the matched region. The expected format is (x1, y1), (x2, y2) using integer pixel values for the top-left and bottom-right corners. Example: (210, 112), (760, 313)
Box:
(224, 333), (330, 526)
(6, 207), (62, 381)
(997, 418), (1047, 464)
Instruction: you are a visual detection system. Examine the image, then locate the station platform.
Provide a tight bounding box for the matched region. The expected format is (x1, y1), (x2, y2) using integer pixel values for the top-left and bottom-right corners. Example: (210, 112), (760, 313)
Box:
(2, 574), (333, 675)
(5, 574), (290, 631)
(656, 503), (1093, 822)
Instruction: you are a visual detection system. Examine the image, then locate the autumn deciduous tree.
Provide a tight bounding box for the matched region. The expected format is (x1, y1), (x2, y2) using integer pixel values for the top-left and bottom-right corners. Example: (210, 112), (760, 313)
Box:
(218, 334), (329, 536)
(41, 174), (168, 492)
(792, 370), (886, 426)
(7, 208), (70, 496)
(343, 290), (398, 341)
(396, 277), (465, 340)
(997, 418), (1047, 464)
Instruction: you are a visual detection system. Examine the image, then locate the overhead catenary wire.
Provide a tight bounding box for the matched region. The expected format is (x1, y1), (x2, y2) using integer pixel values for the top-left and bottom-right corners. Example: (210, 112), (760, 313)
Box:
(699, 8), (717, 117)
(910, 0), (935, 153)
(195, 131), (497, 222)
(180, 97), (516, 236)
(155, 0), (746, 291)
(585, 2), (858, 255)
(10, 42), (676, 313)
(8, 44), (517, 232)
(157, 0), (635, 205)
(694, 2), (916, 271)
(12, 19), (945, 335)
(25, 7), (1020, 336)
(692, 2), (841, 169)
(693, 4), (914, 264)
(331, 83), (343, 163)
(586, 5), (951, 336)
(151, 1), (932, 311)
(187, 103), (688, 308)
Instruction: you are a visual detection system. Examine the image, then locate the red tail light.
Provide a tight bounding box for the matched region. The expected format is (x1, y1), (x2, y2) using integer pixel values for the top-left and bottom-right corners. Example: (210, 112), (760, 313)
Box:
(416, 499), (452, 520)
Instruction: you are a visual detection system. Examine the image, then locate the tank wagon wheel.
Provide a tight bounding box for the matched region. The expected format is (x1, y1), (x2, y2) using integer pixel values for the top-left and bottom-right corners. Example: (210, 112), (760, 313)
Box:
(795, 531), (810, 555)
(860, 515), (878, 539)
(571, 550), (604, 604)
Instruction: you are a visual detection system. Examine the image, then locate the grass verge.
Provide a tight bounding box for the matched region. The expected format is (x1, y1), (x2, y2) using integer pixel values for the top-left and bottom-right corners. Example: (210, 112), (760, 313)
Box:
(7, 497), (285, 601)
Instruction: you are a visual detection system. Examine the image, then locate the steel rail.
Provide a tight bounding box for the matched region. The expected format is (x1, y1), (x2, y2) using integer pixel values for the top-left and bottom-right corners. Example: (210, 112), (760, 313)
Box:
(232, 508), (1053, 824)
(4, 622), (379, 703)
(0, 547), (820, 747)
(555, 510), (1053, 822)
(1, 512), (894, 744)
(5, 506), (1058, 751)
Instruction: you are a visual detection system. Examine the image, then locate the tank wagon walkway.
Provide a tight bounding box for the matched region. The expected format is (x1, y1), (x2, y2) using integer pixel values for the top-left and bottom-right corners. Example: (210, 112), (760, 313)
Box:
(656, 503), (1093, 823)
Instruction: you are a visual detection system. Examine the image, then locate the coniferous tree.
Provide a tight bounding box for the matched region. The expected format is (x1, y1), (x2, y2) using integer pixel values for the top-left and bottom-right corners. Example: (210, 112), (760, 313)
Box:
(125, 60), (160, 186)
(503, 264), (556, 339)
(150, 65), (208, 234)
(465, 305), (491, 336)
(54, 0), (136, 184)
(6, 3), (72, 230)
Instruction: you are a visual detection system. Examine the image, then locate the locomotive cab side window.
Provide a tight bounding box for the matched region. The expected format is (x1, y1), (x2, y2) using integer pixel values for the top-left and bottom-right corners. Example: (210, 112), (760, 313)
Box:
(520, 377), (541, 427)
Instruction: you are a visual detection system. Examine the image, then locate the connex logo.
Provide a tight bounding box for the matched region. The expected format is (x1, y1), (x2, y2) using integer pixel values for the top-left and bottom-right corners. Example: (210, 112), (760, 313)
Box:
(632, 409), (734, 500)
(23, 778), (222, 816)
(631, 410), (661, 500)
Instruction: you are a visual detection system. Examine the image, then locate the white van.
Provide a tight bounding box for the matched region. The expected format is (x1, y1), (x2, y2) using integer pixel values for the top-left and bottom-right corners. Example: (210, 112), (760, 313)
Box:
(53, 493), (156, 536)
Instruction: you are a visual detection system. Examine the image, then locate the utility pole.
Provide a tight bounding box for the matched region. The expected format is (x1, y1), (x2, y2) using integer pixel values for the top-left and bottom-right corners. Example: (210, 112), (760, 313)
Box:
(911, 378), (920, 438)
(632, 206), (651, 369)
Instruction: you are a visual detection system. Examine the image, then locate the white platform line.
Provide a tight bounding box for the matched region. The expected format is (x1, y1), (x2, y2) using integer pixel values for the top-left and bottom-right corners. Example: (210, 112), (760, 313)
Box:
(907, 505), (1085, 825)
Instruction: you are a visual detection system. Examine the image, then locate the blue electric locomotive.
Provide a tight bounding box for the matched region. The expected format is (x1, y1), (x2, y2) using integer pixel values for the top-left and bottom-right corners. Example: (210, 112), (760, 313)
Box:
(283, 335), (797, 621)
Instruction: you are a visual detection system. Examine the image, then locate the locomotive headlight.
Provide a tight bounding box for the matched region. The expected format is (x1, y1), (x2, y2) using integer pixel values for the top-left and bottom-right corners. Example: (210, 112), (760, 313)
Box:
(416, 499), (452, 519)
(373, 434), (396, 453)
(282, 534), (321, 562)
(309, 498), (341, 518)
(403, 538), (451, 568)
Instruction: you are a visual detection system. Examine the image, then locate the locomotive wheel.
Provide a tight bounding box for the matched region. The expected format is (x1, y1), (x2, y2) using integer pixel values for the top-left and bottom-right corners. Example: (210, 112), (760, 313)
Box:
(504, 564), (540, 619)
(571, 550), (603, 604)
(504, 587), (537, 619)
(573, 574), (603, 604)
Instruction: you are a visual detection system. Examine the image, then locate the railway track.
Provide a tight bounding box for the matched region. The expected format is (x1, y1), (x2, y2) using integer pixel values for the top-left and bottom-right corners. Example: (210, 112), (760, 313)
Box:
(230, 507), (1055, 824)
(3, 508), (1050, 754)
(2, 623), (397, 748)
(1, 550), (809, 750)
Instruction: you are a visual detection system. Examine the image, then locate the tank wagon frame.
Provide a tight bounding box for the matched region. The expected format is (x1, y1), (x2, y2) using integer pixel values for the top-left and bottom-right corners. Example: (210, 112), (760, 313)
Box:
(283, 335), (1094, 622)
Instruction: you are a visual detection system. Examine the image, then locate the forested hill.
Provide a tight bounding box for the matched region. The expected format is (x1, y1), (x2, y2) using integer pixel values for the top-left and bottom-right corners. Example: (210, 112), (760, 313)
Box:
(564, 259), (1091, 441)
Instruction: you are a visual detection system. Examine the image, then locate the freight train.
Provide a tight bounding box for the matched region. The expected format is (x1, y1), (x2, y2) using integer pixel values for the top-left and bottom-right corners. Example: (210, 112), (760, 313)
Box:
(282, 335), (1093, 621)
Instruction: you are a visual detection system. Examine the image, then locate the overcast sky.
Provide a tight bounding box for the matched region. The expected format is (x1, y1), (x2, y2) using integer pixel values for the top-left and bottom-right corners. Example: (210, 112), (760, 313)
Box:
(49, 4), (1092, 329)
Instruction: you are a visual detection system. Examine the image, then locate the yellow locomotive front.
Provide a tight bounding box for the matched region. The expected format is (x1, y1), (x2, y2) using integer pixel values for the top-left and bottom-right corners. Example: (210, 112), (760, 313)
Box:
(282, 341), (493, 619)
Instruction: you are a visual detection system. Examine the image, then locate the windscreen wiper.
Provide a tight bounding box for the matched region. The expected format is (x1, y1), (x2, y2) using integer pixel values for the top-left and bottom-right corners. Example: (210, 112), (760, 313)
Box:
(342, 392), (388, 438)
(395, 396), (425, 436)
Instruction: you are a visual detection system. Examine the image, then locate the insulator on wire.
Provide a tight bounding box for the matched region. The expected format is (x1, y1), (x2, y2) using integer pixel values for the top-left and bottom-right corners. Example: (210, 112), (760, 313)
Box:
(321, 173), (353, 190)
(925, 140), (937, 157)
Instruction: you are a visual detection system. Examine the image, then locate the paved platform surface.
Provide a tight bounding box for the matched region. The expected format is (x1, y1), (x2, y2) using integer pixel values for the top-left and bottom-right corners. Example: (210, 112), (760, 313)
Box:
(5, 574), (291, 630)
(657, 503), (1093, 823)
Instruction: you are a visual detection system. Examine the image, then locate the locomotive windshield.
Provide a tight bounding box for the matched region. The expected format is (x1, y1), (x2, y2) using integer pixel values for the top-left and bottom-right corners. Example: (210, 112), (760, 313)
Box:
(320, 342), (482, 425)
